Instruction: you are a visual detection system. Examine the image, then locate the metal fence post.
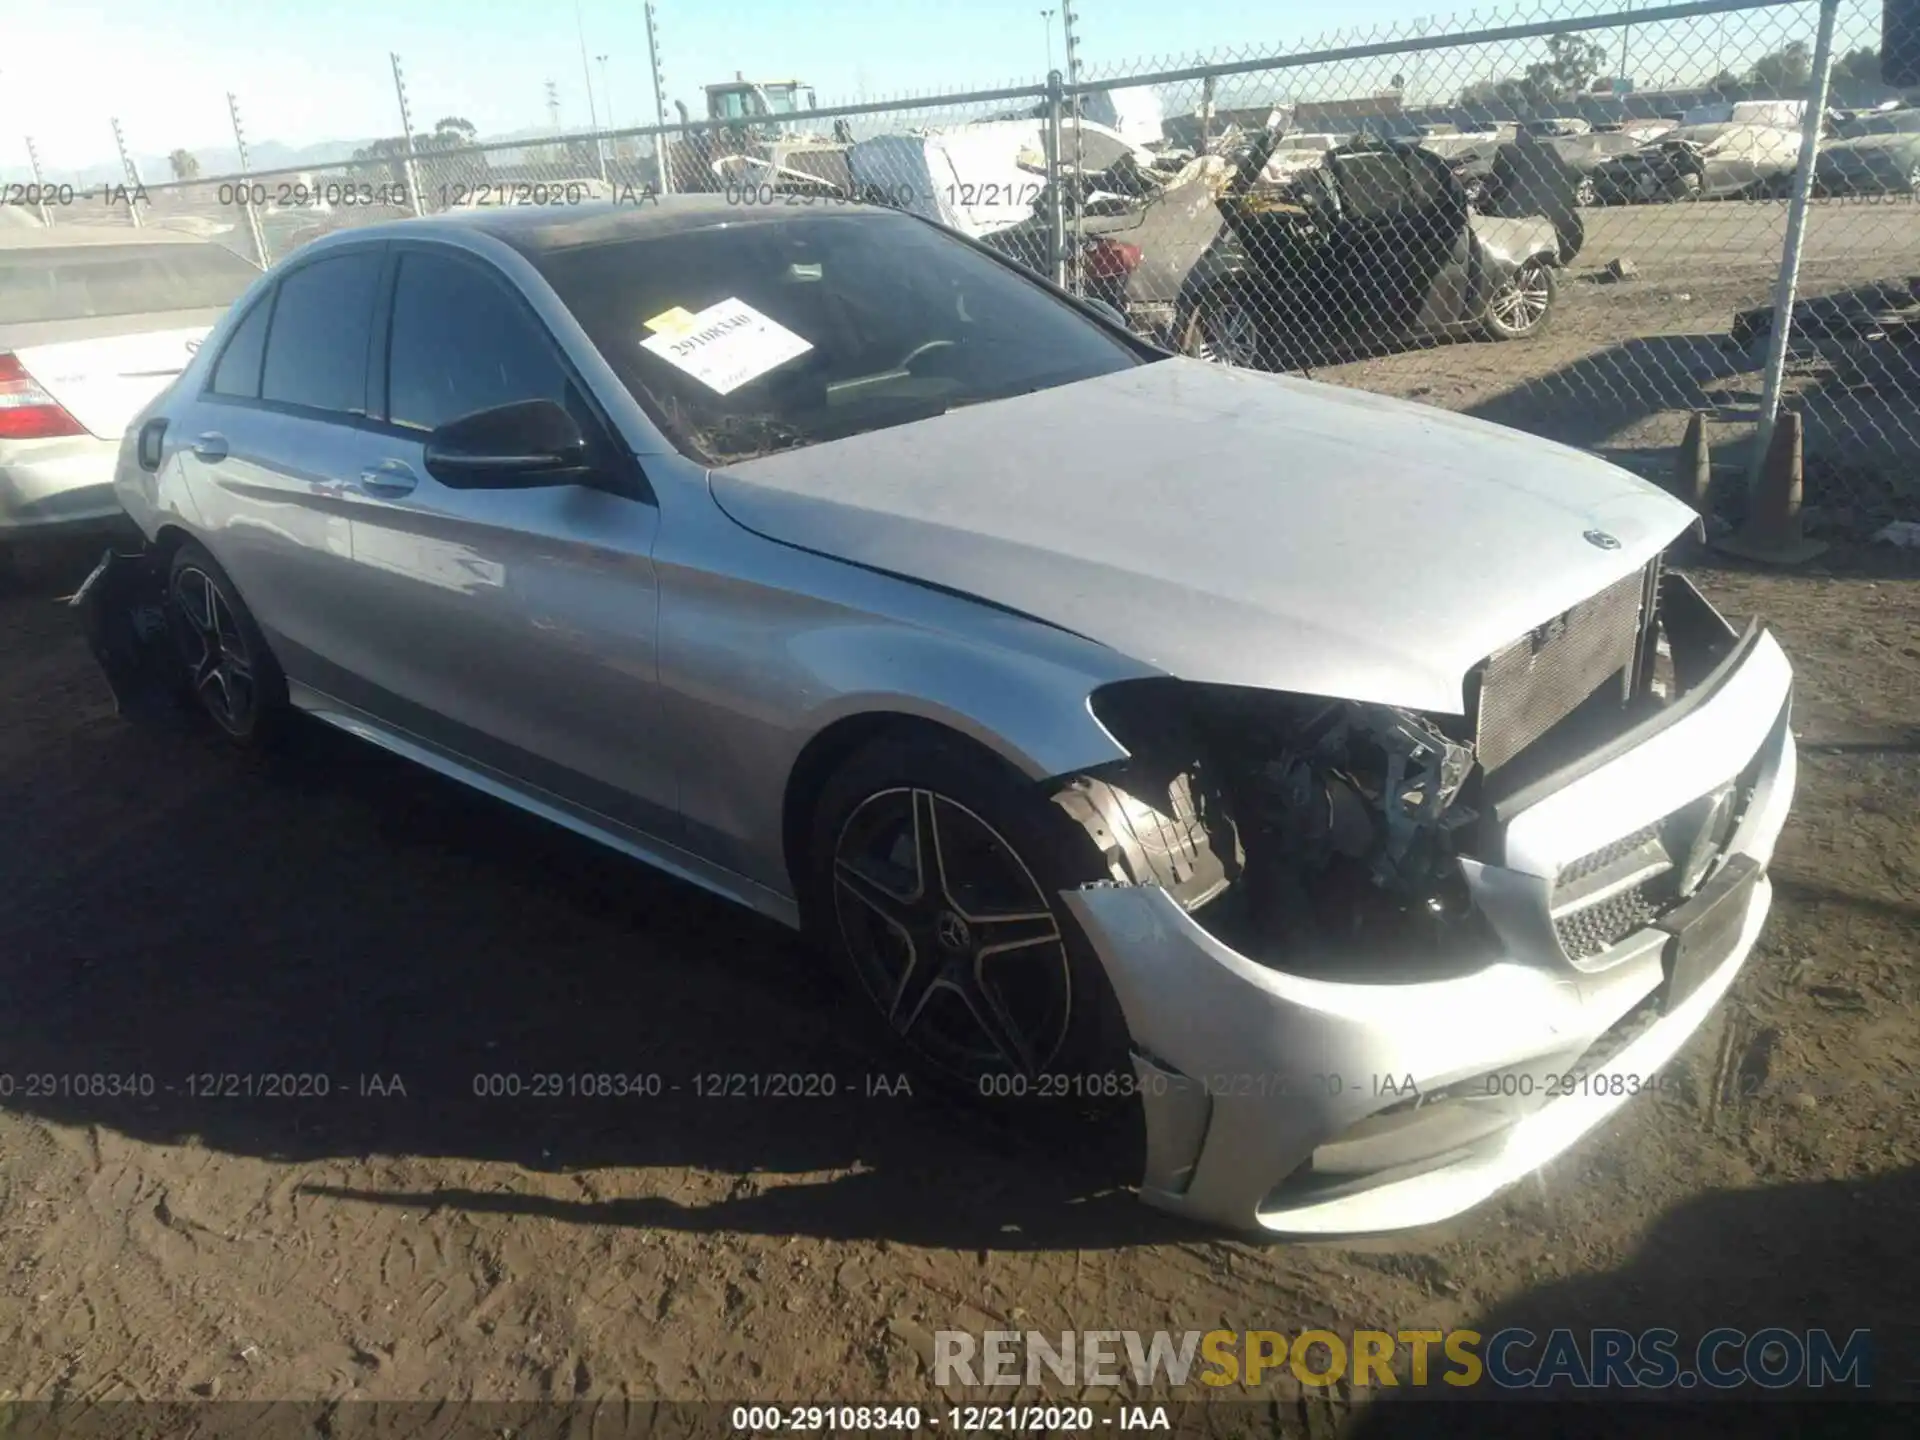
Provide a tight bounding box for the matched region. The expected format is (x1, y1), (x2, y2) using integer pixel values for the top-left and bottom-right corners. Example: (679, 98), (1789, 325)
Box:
(1045, 70), (1066, 287)
(109, 118), (144, 227)
(391, 53), (427, 216)
(1062, 0), (1084, 295)
(1747, 0), (1841, 497)
(24, 137), (54, 228)
(226, 93), (271, 266)
(645, 0), (674, 195)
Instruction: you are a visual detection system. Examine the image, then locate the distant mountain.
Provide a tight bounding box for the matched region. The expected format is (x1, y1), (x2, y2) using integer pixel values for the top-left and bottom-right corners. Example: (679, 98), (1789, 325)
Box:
(0, 127), (603, 187)
(2, 138), (384, 187)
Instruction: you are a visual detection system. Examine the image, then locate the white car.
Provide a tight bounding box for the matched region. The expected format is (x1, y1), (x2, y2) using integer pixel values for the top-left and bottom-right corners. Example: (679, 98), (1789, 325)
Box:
(1, 227), (258, 575)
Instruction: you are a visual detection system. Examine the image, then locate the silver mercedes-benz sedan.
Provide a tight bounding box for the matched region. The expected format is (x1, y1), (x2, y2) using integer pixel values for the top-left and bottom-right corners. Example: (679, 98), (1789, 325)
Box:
(85, 197), (1796, 1236)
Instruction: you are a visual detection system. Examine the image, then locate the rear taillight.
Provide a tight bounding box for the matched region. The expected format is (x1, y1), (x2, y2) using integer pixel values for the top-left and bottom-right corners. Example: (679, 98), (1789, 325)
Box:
(1082, 238), (1144, 280)
(0, 353), (86, 440)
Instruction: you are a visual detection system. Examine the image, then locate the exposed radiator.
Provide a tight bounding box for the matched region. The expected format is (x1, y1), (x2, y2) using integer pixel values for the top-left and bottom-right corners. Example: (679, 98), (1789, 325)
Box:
(1475, 564), (1652, 775)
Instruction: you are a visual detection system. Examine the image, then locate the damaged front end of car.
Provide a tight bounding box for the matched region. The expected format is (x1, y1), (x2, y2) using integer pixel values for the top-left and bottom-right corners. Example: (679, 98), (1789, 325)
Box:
(1043, 564), (1797, 1233)
(1056, 682), (1493, 982)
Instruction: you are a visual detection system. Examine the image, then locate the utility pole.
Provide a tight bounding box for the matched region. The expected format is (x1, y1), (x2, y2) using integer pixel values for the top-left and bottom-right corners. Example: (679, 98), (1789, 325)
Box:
(225, 93), (270, 263)
(573, 0), (608, 179)
(644, 0), (673, 194)
(108, 117), (144, 226)
(23, 135), (54, 228)
(1040, 9), (1056, 75)
(598, 55), (614, 130)
(389, 53), (427, 215)
(1619, 2), (1633, 94)
(546, 80), (562, 131)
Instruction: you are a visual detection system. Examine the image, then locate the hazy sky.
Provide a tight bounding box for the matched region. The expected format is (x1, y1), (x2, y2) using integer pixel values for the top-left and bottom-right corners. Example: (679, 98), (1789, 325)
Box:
(5, 0), (1865, 173)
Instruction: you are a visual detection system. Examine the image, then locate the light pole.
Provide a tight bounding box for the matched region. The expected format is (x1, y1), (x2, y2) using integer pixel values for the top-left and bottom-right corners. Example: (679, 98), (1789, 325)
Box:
(598, 54), (613, 130)
(573, 0), (608, 179)
(1040, 9), (1056, 75)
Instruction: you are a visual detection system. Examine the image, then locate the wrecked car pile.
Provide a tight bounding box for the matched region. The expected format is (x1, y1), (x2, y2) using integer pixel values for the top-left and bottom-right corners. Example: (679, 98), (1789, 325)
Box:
(978, 128), (1573, 365)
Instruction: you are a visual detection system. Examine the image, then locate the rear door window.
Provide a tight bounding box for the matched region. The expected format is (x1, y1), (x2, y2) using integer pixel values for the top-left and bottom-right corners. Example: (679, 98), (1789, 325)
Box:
(259, 250), (383, 416)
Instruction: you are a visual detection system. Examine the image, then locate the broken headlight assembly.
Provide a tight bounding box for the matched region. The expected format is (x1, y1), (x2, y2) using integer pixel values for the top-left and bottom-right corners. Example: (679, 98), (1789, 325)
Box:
(1066, 679), (1500, 980)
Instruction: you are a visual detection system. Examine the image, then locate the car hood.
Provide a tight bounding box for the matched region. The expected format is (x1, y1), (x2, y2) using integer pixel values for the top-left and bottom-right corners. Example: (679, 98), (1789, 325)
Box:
(709, 359), (1695, 715)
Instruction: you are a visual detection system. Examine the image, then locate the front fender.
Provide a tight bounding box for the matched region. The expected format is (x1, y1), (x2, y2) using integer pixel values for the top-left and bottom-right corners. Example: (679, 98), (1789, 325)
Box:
(655, 525), (1158, 896)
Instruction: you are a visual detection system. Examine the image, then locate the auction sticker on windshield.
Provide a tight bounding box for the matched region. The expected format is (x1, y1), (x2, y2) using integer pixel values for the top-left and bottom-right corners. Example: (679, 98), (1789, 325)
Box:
(640, 297), (812, 395)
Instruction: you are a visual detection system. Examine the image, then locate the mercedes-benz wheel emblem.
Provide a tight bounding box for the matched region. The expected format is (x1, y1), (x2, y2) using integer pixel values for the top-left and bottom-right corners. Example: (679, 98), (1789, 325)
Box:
(1584, 528), (1622, 550)
(934, 910), (971, 952)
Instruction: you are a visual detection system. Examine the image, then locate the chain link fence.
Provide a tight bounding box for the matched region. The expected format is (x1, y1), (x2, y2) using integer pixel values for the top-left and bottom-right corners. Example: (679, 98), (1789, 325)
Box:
(13, 0), (1917, 523)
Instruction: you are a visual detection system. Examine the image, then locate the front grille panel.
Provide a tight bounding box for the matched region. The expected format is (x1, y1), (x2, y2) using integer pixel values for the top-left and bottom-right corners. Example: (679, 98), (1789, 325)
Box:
(1475, 565), (1650, 775)
(1553, 884), (1660, 961)
(1556, 820), (1661, 889)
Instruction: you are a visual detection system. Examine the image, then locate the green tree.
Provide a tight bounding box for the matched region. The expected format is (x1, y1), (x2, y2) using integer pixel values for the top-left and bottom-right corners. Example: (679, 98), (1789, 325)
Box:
(1709, 69), (1745, 95)
(1526, 32), (1610, 99)
(1458, 33), (1610, 110)
(1830, 47), (1881, 85)
(1747, 41), (1812, 92)
(167, 148), (201, 180)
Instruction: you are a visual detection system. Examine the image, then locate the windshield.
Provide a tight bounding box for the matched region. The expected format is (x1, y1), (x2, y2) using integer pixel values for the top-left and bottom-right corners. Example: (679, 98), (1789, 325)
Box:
(0, 242), (258, 325)
(1838, 110), (1920, 139)
(535, 210), (1147, 464)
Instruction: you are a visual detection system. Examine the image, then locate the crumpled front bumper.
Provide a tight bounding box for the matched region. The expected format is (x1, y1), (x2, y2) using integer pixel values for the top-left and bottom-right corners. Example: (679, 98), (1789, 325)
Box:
(1064, 615), (1796, 1237)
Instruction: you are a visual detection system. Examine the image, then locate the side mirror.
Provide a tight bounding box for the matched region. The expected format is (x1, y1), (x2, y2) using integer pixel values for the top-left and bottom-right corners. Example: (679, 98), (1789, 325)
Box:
(1087, 298), (1129, 327)
(423, 399), (593, 489)
(1888, 0), (1920, 86)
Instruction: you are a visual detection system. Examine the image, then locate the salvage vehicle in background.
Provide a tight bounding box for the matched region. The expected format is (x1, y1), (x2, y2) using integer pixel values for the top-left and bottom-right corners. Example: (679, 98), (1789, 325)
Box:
(1, 227), (258, 580)
(1587, 122), (1802, 203)
(1813, 106), (1920, 197)
(980, 136), (1568, 364)
(78, 197), (1795, 1235)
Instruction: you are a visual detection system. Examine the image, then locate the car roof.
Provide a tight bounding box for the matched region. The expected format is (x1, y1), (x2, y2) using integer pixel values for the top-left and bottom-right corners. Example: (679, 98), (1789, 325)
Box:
(330, 195), (902, 261)
(0, 224), (228, 251)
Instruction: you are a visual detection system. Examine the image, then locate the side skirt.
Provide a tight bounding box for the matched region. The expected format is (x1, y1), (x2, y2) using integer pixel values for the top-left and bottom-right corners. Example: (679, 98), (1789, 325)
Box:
(285, 679), (802, 932)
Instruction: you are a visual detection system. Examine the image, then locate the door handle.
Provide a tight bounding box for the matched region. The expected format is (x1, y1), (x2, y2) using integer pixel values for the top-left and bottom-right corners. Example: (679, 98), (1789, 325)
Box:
(191, 432), (229, 463)
(356, 460), (418, 498)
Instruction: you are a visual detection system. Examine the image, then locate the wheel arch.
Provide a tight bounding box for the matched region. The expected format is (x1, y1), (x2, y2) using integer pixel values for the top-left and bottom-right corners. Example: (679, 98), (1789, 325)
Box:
(778, 694), (1131, 899)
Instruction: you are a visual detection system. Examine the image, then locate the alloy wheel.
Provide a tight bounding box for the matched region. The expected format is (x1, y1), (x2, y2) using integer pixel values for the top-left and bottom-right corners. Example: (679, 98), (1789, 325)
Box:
(169, 565), (256, 736)
(831, 787), (1073, 1082)
(1192, 294), (1264, 368)
(1488, 260), (1553, 336)
(1575, 175), (1598, 207)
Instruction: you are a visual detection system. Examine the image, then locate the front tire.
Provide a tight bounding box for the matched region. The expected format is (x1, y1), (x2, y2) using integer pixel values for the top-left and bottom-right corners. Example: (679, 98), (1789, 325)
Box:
(802, 728), (1142, 1117)
(1480, 258), (1557, 340)
(167, 539), (286, 746)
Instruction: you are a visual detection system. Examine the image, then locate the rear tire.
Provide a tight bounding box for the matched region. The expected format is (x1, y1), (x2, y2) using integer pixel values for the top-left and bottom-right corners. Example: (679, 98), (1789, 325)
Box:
(166, 539), (287, 748)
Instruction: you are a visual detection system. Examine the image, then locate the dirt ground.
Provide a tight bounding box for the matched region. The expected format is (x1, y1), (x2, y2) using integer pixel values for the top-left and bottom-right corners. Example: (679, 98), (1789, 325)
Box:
(1316, 199), (1920, 527)
(1, 520), (1915, 1422)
